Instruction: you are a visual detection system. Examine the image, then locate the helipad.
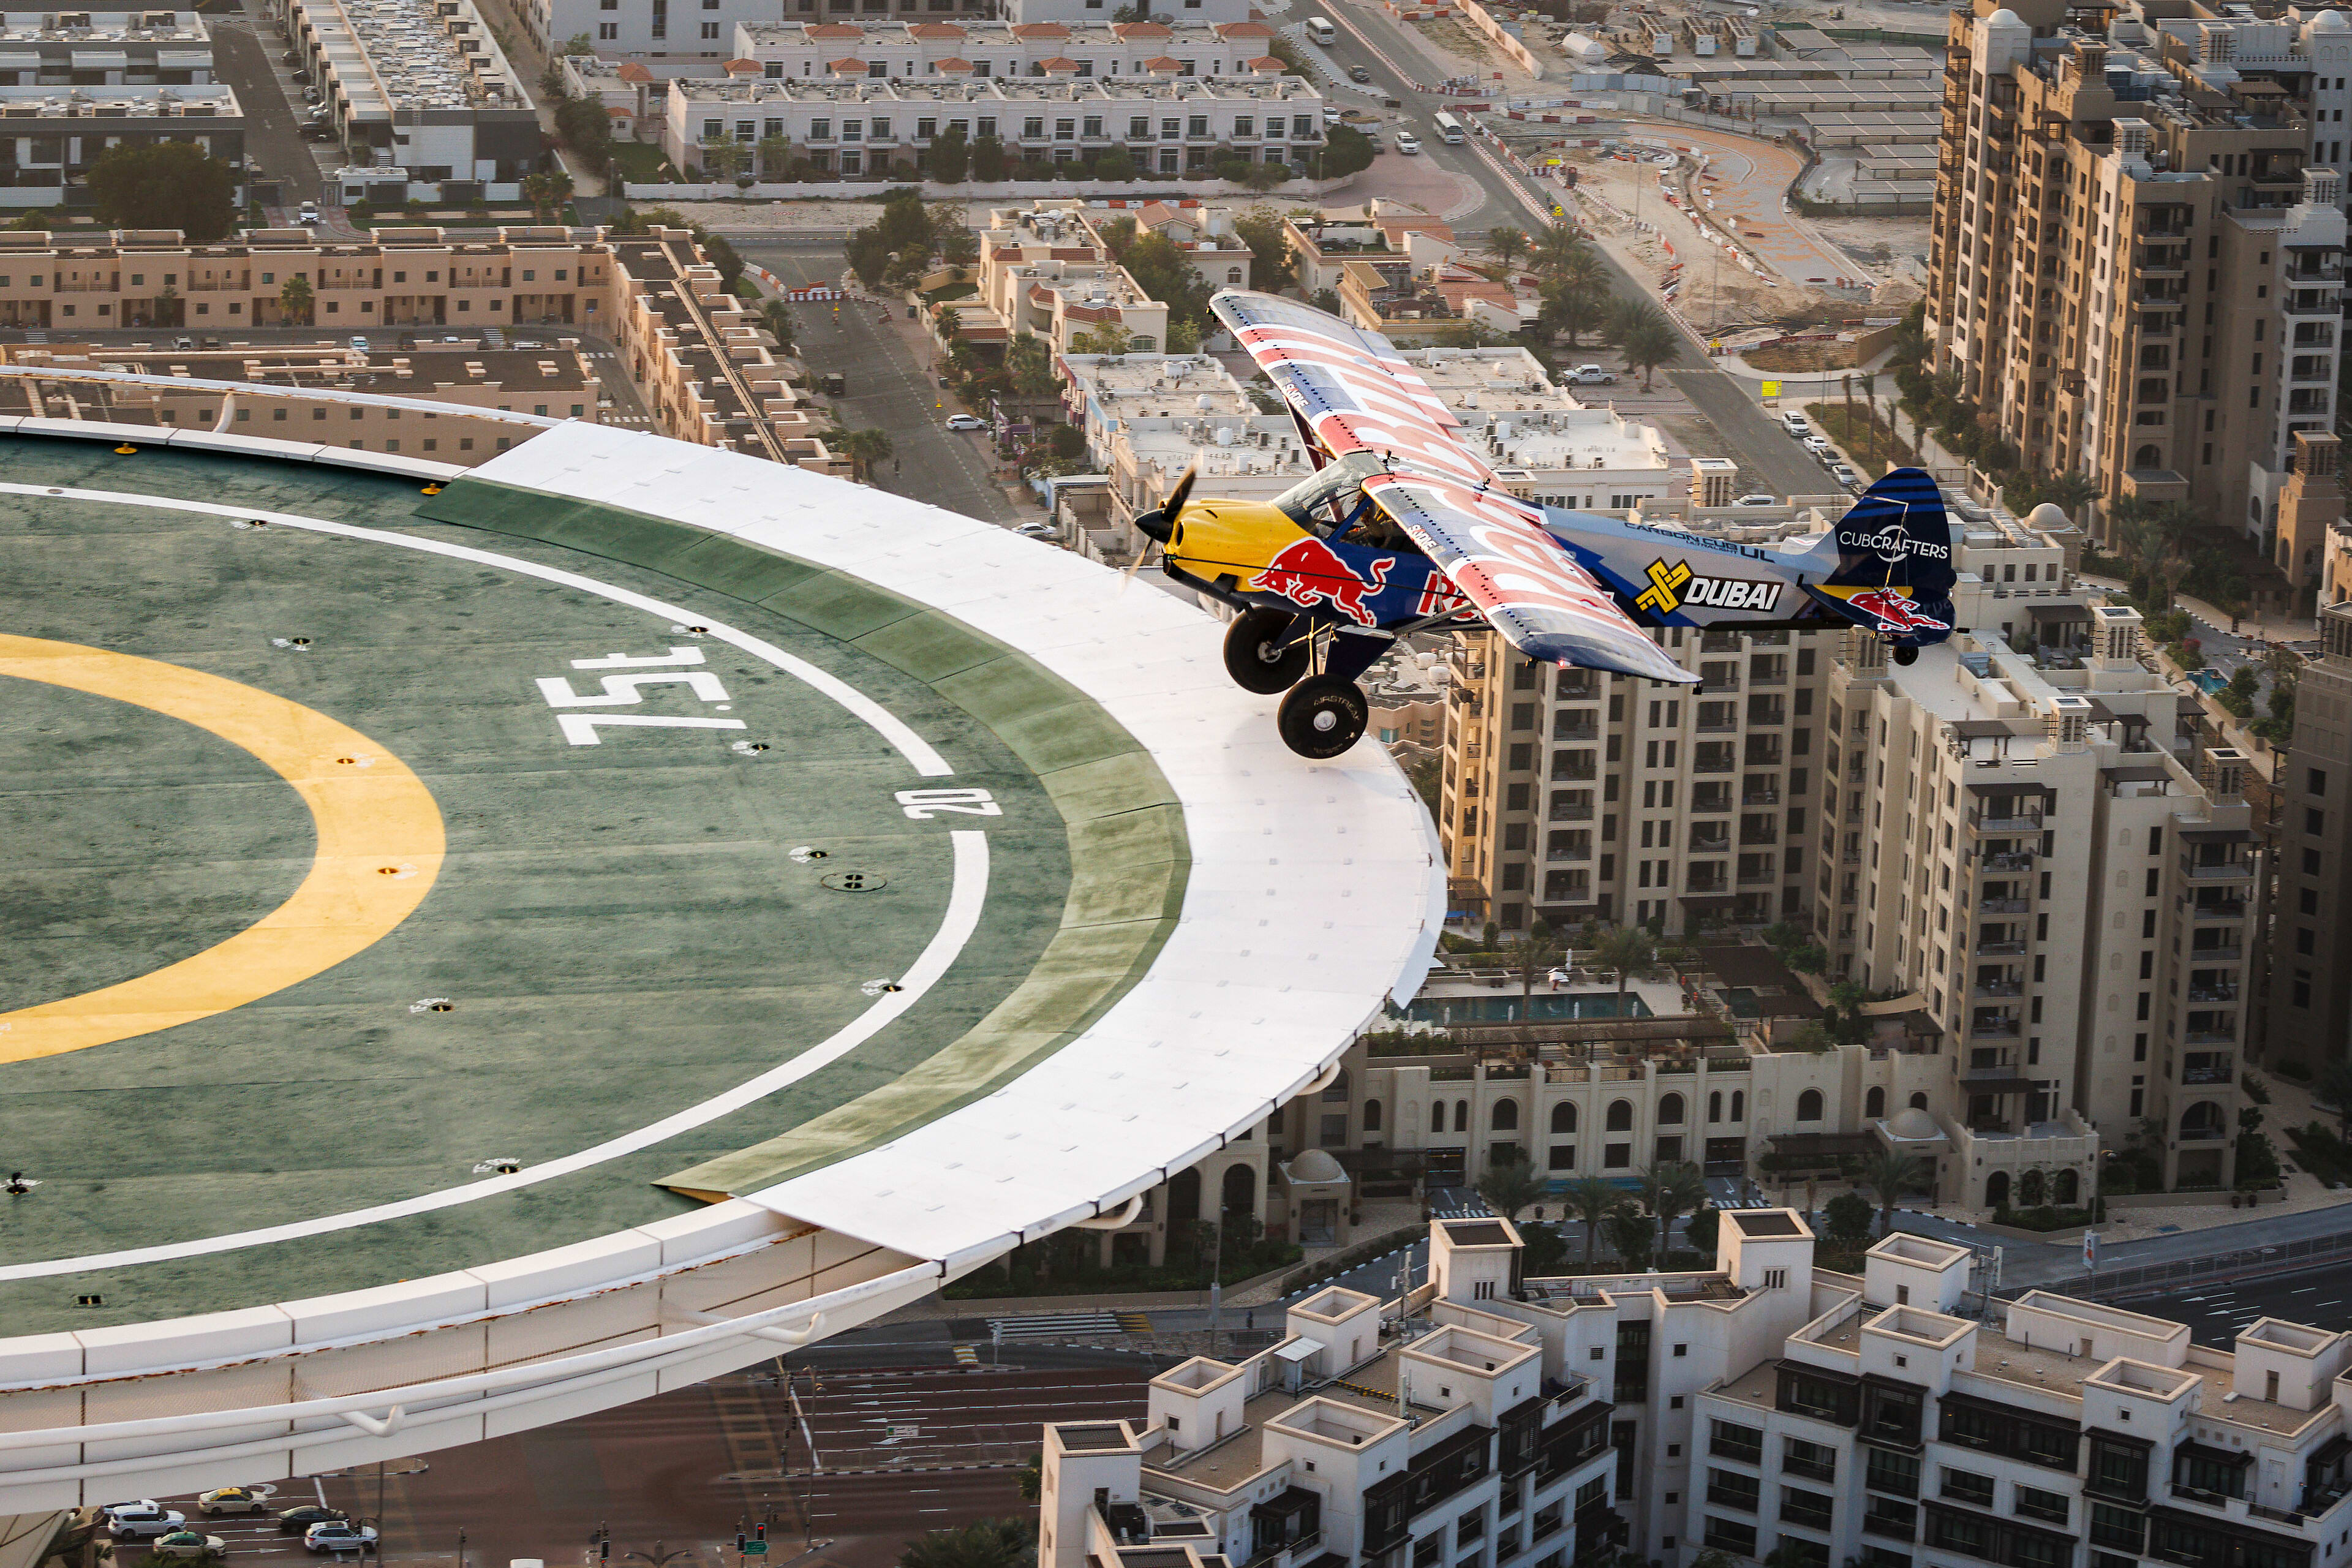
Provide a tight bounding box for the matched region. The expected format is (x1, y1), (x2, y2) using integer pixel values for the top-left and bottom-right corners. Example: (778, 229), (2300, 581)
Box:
(0, 417), (1439, 1508)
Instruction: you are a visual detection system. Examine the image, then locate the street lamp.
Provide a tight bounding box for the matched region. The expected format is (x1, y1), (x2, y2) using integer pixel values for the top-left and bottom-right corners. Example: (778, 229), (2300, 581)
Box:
(619, 1545), (697, 1568)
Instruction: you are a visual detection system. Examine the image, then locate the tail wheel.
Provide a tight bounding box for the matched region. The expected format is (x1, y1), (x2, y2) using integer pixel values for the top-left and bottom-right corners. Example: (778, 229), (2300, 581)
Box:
(1224, 606), (1311, 693)
(1892, 644), (1920, 666)
(1277, 675), (1368, 759)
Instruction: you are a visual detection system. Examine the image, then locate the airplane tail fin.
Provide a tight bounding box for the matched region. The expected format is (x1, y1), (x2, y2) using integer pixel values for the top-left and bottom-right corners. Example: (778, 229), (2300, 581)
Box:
(1815, 467), (1959, 644)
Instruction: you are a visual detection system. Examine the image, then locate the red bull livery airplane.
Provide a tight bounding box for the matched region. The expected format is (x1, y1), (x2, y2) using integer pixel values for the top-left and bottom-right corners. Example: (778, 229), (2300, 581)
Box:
(1133, 290), (1959, 758)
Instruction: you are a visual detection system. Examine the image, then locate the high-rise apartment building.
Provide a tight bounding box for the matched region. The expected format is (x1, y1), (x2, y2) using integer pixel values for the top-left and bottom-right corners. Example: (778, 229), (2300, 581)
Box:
(1926, 0), (2348, 598)
(2264, 600), (2352, 1066)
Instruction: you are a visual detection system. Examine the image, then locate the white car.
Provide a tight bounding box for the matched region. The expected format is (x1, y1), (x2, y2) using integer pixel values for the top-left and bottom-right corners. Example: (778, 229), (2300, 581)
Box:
(347, 336), (369, 354)
(944, 413), (986, 431)
(1395, 130), (1420, 154)
(107, 1506), (187, 1540)
(1731, 494), (1779, 508)
(1830, 462), (1861, 488)
(296, 203), (320, 225)
(303, 1523), (379, 1555)
(1781, 415), (1811, 439)
(152, 1532), (228, 1561)
(1563, 364), (1617, 385)
(198, 1487), (270, 1517)
(1801, 435), (1832, 457)
(1014, 521), (1058, 538)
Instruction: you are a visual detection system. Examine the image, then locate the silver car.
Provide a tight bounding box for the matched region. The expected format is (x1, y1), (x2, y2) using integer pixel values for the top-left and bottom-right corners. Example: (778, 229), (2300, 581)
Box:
(107, 1505), (188, 1540)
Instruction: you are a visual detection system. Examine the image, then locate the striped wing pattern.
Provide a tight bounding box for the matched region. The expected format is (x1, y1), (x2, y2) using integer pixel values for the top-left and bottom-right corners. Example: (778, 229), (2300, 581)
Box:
(1213, 288), (1694, 685)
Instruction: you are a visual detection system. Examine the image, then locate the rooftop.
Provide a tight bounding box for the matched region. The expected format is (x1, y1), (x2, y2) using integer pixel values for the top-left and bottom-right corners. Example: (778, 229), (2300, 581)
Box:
(0, 8), (206, 42)
(291, 0), (528, 117)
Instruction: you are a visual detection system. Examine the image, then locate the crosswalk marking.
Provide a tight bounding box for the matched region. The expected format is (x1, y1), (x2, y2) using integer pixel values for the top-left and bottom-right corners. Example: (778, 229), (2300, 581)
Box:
(952, 1344), (979, 1365)
(1114, 1311), (1152, 1333)
(987, 1311), (1123, 1339)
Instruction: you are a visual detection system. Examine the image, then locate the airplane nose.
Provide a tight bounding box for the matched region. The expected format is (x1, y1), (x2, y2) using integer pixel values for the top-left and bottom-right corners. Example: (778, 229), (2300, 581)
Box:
(1135, 507), (1172, 544)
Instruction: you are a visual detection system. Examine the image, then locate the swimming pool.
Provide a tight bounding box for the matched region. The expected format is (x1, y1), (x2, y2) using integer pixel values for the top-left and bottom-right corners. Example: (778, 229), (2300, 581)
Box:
(2192, 669), (2228, 695)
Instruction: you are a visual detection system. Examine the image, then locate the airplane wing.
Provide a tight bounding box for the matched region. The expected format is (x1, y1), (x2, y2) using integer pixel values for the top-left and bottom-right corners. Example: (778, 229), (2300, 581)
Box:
(1212, 288), (1695, 685)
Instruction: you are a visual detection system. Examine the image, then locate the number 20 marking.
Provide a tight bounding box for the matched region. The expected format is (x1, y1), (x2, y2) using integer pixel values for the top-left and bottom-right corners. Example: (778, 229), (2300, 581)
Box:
(895, 788), (1001, 820)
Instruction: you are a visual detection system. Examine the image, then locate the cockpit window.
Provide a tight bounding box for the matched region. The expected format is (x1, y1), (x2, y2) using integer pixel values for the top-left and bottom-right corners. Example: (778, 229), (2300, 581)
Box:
(1268, 451), (1417, 550)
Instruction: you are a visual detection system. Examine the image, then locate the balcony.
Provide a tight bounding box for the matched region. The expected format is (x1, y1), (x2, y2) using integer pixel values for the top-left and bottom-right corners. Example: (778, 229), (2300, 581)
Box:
(2191, 945), (2244, 963)
(1969, 809), (2045, 832)
(1981, 897), (2029, 913)
(2192, 900), (2248, 921)
(2181, 1060), (2234, 1084)
(2181, 854), (2252, 880)
(1969, 1018), (2022, 1038)
(1690, 834), (1731, 855)
(1974, 979), (2023, 998)
(1743, 790), (1780, 807)
(2189, 984), (2239, 1003)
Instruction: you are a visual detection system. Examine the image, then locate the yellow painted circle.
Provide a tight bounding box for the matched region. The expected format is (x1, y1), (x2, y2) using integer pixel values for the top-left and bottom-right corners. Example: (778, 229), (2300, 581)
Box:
(0, 635), (446, 1062)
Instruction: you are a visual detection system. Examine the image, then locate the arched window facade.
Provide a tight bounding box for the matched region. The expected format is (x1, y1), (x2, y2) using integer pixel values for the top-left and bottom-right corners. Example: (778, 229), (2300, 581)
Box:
(1431, 1101), (1447, 1134)
(1909, 1091), (1929, 1110)
(1796, 1088), (1825, 1122)
(1732, 1090), (1746, 1120)
(1551, 1102), (1577, 1134)
(2055, 1168), (2080, 1205)
(1659, 1093), (1684, 1126)
(1986, 1170), (2011, 1208)
(1322, 1068), (1350, 1102)
(1457, 1099), (1470, 1131)
(1362, 1099), (1382, 1132)
(1493, 1099), (1520, 1132)
(1708, 1091), (1722, 1123)
(1606, 1099), (1634, 1132)
(1866, 1086), (1886, 1119)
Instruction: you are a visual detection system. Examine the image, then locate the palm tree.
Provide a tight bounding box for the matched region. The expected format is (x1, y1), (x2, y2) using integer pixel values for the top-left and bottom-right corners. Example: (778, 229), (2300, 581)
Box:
(1616, 304), (1684, 391)
(2037, 470), (2100, 527)
(1641, 1159), (1708, 1261)
(1856, 1146), (1924, 1238)
(521, 169), (573, 221)
(277, 274), (313, 325)
(1477, 1153), (1548, 1224)
(837, 426), (894, 481)
(1070, 319), (1137, 355)
(1585, 922), (1659, 1010)
(1513, 917), (1566, 1047)
(1562, 1175), (1621, 1268)
(899, 1520), (1035, 1568)
(1484, 224), (1528, 270)
(1528, 221), (1588, 277)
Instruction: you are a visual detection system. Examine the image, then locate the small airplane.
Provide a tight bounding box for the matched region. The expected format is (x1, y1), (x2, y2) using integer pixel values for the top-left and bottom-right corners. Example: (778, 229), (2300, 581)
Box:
(1133, 290), (1959, 758)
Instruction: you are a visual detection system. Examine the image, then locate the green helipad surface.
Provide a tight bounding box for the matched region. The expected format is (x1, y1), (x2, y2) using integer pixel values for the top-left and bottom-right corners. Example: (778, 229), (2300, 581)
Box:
(0, 438), (1181, 1333)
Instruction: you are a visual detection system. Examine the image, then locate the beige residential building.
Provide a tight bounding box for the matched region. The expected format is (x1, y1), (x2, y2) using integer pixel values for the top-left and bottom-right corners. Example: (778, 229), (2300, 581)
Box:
(2264, 598), (2352, 1069)
(0, 225), (840, 471)
(1926, 0), (2347, 602)
(969, 204), (1173, 354)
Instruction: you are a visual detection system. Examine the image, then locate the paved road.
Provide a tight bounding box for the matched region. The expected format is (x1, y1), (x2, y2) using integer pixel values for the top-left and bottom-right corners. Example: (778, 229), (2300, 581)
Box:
(206, 5), (324, 205)
(1670, 367), (1841, 501)
(2108, 1264), (2352, 1345)
(1308, 7), (1521, 237)
(746, 246), (1021, 527)
(146, 1365), (1144, 1568)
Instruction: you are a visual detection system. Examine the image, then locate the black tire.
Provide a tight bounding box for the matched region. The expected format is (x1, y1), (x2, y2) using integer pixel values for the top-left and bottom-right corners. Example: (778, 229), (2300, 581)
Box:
(1892, 644), (1920, 666)
(1224, 607), (1311, 694)
(1277, 675), (1368, 759)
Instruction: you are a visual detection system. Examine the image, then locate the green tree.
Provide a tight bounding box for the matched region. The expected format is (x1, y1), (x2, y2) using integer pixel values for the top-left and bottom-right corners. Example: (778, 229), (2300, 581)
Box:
(759, 298), (796, 356)
(1585, 922), (1659, 1008)
(928, 124), (970, 183)
(277, 273), (314, 325)
(1232, 205), (1295, 293)
(1005, 331), (1057, 396)
(698, 135), (744, 180)
(756, 134), (794, 181)
(554, 96), (612, 163)
(1605, 1206), (1654, 1270)
(521, 169), (573, 221)
(1317, 123), (1376, 177)
(2315, 1060), (2352, 1139)
(898, 1519), (1036, 1568)
(1095, 148), (1137, 181)
(1825, 1189), (1875, 1243)
(1477, 1153), (1548, 1224)
(1484, 224), (1528, 270)
(1640, 1159), (1706, 1261)
(1683, 1202), (1719, 1261)
(1562, 1175), (1621, 1268)
(1110, 228), (1216, 344)
(971, 134), (1009, 181)
(1616, 303), (1683, 391)
(1070, 319), (1137, 355)
(837, 425), (895, 481)
(1856, 1146), (1923, 1238)
(1528, 221), (1589, 277)
(86, 141), (236, 243)
(1016, 1450), (1042, 1502)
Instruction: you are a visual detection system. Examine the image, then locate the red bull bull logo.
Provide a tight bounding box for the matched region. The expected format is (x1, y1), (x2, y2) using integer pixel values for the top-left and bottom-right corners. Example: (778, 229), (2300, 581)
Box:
(1246, 538), (1395, 625)
(1847, 587), (1950, 635)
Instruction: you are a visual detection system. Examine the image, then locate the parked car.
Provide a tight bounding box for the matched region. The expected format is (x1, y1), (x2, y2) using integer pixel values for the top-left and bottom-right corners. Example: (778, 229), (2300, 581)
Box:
(1562, 364), (1617, 385)
(1780, 411), (1811, 437)
(1364, 128), (1384, 149)
(347, 336), (369, 354)
(151, 1532), (227, 1561)
(1395, 130), (1420, 154)
(290, 69), (311, 83)
(274, 1507), (348, 1537)
(1732, 494), (1779, 508)
(300, 124), (333, 140)
(1830, 462), (1861, 488)
(198, 1488), (269, 1517)
(298, 202), (320, 224)
(106, 1506), (186, 1540)
(1014, 521), (1057, 538)
(1801, 435), (1832, 457)
(1348, 64), (1371, 81)
(172, 336), (194, 350)
(281, 49), (298, 62)
(944, 413), (986, 431)
(303, 1523), (378, 1556)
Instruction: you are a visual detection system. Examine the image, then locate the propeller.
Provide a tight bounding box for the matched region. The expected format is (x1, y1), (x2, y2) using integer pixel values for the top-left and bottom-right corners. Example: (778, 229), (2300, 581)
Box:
(1123, 461), (1196, 593)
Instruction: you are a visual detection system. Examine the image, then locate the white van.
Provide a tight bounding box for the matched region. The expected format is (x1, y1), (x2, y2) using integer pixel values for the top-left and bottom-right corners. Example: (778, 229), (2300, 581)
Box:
(1305, 15), (1335, 43)
(1433, 110), (1466, 143)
